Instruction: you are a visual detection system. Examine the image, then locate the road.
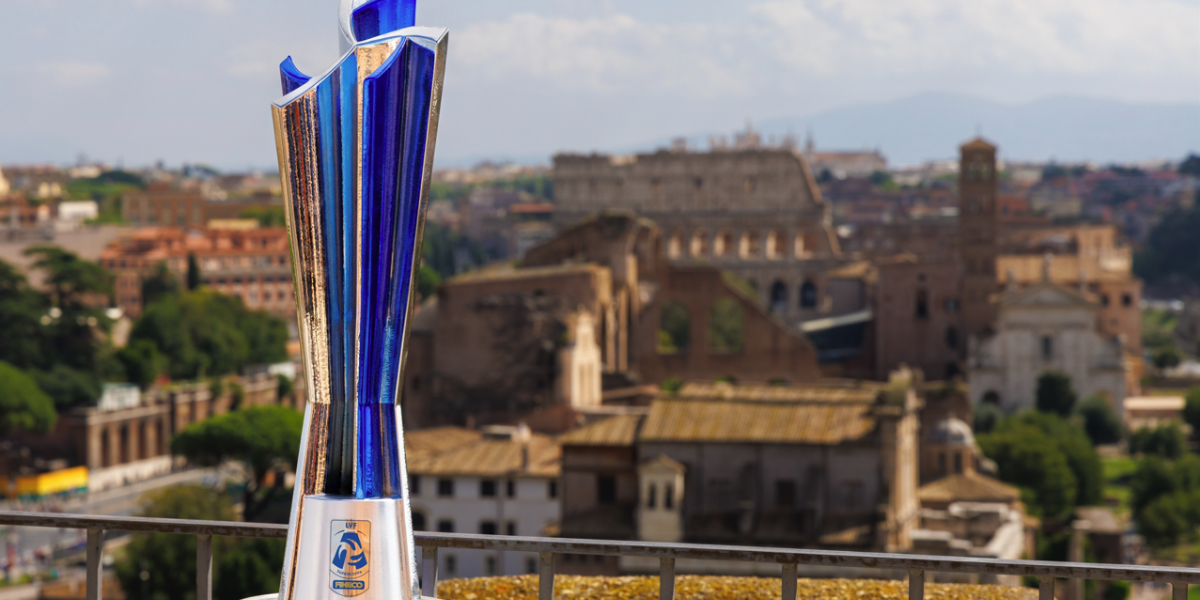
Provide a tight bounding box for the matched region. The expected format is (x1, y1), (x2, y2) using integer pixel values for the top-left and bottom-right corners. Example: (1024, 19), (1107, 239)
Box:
(1, 467), (224, 574)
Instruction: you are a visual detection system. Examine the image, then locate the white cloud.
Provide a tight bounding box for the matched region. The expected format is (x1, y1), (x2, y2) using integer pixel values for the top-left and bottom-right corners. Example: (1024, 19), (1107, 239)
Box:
(451, 13), (755, 97)
(446, 0), (1197, 98)
(751, 0), (1198, 75)
(30, 61), (112, 88)
(130, 0), (233, 16)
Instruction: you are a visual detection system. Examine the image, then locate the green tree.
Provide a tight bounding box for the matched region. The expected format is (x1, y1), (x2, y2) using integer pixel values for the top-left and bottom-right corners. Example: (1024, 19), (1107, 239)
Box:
(171, 406), (303, 520)
(417, 264), (441, 300)
(117, 340), (166, 390)
(114, 484), (284, 600)
(140, 261), (180, 307)
(657, 301), (691, 354)
(1036, 370), (1077, 417)
(1078, 394), (1123, 445)
(239, 206), (287, 227)
(1129, 423), (1186, 459)
(0, 361), (57, 436)
(1184, 388), (1200, 439)
(1153, 346), (1183, 371)
(1129, 455), (1200, 548)
(131, 290), (288, 380)
(1179, 154), (1200, 177)
(275, 374), (294, 403)
(1134, 205), (1200, 286)
(186, 253), (202, 291)
(978, 412), (1103, 518)
(0, 259), (48, 370)
(23, 246), (113, 372)
(31, 364), (101, 410)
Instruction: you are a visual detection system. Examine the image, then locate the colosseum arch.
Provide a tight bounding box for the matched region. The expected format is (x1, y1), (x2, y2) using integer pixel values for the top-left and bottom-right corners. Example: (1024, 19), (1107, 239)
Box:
(690, 230), (709, 258)
(713, 230), (734, 258)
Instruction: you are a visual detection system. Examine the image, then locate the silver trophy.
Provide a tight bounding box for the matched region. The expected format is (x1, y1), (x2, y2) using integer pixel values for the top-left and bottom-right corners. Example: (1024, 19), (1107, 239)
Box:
(270, 1), (446, 598)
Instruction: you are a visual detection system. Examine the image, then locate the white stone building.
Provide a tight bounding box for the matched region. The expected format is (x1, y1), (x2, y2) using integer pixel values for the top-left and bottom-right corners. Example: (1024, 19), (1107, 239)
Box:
(967, 280), (1126, 414)
(406, 425), (561, 580)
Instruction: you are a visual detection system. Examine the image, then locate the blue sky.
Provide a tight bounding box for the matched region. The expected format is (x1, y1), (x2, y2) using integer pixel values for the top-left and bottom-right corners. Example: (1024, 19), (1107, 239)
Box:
(1, 0), (1197, 169)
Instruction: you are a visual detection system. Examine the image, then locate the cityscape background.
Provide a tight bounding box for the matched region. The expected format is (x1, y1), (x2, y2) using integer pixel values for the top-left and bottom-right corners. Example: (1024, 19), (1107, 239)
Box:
(0, 0), (1199, 599)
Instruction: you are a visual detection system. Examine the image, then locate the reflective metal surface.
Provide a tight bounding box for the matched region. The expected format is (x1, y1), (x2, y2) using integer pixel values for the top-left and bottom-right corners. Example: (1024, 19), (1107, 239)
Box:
(271, 0), (447, 598)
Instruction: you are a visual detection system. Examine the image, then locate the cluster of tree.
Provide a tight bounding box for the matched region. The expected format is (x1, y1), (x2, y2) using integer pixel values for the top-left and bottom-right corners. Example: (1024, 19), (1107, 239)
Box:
(239, 206), (287, 228)
(130, 289), (288, 381)
(429, 174), (554, 204)
(115, 484), (285, 600)
(1134, 204), (1200, 288)
(1128, 422), (1187, 459)
(1130, 455), (1200, 548)
(0, 248), (120, 416)
(171, 405), (302, 521)
(977, 411), (1103, 519)
(64, 170), (145, 224)
(420, 221), (487, 281)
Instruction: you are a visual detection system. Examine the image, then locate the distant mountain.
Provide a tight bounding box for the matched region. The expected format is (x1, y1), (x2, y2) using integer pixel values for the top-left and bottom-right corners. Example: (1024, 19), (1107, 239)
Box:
(755, 92), (1200, 166)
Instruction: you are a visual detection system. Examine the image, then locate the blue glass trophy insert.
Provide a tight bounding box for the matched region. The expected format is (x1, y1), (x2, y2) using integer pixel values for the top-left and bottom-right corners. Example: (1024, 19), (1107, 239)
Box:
(271, 1), (446, 598)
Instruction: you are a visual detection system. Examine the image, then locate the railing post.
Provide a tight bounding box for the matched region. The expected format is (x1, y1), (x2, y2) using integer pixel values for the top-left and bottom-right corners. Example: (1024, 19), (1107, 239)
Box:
(780, 562), (797, 600)
(1038, 576), (1054, 600)
(659, 557), (676, 600)
(908, 569), (924, 600)
(538, 552), (555, 600)
(421, 546), (439, 599)
(86, 529), (103, 600)
(196, 534), (213, 600)
(1174, 582), (1188, 600)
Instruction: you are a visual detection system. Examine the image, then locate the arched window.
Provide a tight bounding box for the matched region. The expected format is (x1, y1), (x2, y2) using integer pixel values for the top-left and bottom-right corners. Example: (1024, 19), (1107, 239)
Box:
(799, 281), (818, 309)
(916, 290), (929, 319)
(945, 326), (958, 350)
(770, 280), (788, 314)
(658, 302), (691, 354)
(739, 231), (760, 259)
(690, 231), (708, 257)
(713, 230), (733, 257)
(709, 298), (745, 354)
(667, 233), (683, 259)
(765, 231), (784, 260)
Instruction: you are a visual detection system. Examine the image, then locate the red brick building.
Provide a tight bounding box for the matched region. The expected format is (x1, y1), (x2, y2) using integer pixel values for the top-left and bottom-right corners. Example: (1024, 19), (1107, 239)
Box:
(99, 226), (293, 317)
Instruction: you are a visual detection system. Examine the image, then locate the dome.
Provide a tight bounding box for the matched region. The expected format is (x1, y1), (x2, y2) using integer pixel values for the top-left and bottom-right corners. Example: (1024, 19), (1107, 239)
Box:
(927, 418), (974, 446)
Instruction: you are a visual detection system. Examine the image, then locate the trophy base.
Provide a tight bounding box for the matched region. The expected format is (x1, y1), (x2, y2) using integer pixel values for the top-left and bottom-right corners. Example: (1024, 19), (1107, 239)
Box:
(285, 495), (419, 600)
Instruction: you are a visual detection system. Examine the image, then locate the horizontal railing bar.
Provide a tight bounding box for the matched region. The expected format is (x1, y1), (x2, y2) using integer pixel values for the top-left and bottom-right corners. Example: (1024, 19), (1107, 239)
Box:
(5, 511), (1200, 584)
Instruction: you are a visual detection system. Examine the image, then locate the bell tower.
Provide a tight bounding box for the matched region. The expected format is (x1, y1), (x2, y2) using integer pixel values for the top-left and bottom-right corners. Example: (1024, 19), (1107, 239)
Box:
(958, 138), (999, 342)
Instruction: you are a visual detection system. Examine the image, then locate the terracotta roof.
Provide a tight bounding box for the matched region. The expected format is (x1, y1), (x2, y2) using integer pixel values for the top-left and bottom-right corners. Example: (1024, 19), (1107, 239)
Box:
(672, 381), (882, 405)
(557, 414), (642, 447)
(404, 426), (482, 455)
(639, 399), (875, 445)
(918, 473), (1020, 505)
(405, 428), (560, 478)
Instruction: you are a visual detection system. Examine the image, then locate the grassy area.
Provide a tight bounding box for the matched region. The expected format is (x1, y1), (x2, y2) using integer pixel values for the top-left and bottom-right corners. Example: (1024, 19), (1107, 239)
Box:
(1103, 456), (1137, 515)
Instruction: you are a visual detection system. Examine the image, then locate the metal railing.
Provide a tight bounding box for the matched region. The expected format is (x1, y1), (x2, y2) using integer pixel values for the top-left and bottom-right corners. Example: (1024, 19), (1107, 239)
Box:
(1, 510), (1197, 600)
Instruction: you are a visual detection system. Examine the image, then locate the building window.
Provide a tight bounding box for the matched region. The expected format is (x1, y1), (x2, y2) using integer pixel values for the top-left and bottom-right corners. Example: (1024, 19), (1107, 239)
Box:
(1101, 294), (1110, 307)
(437, 519), (454, 533)
(664, 483), (674, 509)
(945, 326), (958, 350)
(437, 478), (454, 497)
(548, 480), (558, 499)
(1122, 293), (1133, 307)
(1041, 336), (1053, 361)
(526, 558), (537, 574)
(507, 479), (516, 498)
(412, 512), (426, 530)
(444, 555), (457, 577)
(944, 297), (960, 313)
(916, 290), (929, 319)
(954, 453), (963, 474)
(506, 522), (516, 536)
(938, 452), (947, 476)
(481, 479), (497, 497)
(479, 521), (497, 535)
(775, 480), (796, 508)
(409, 475), (420, 495)
(800, 281), (818, 309)
(598, 475), (617, 505)
(646, 483), (657, 509)
(485, 556), (497, 576)
(769, 280), (788, 314)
